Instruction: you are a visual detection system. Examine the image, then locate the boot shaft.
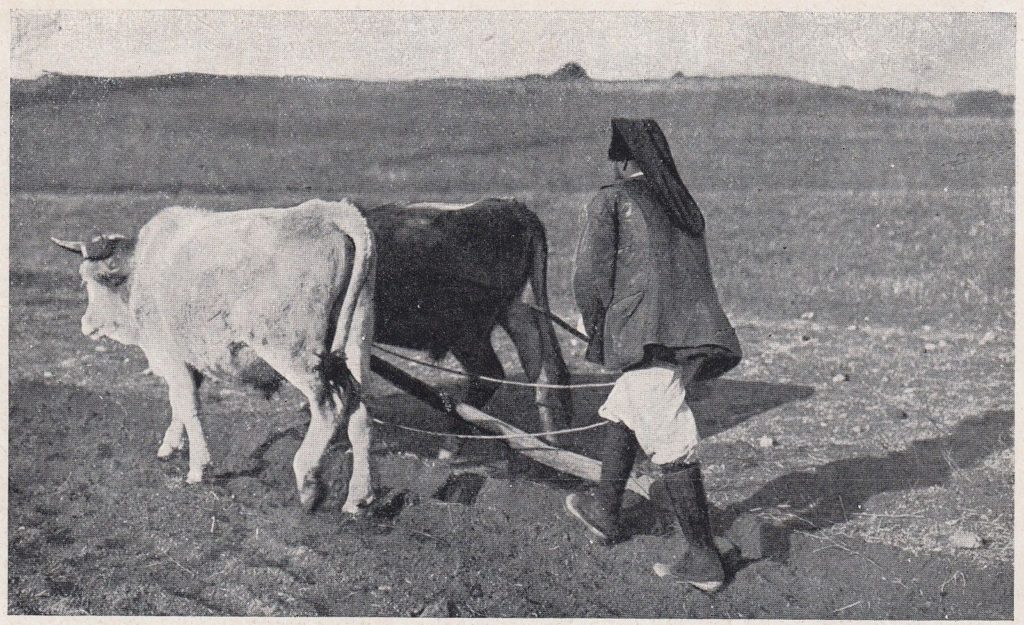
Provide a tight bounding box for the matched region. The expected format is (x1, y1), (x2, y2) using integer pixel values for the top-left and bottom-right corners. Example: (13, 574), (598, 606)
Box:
(594, 421), (639, 518)
(650, 461), (716, 549)
(564, 421), (639, 544)
(649, 460), (726, 590)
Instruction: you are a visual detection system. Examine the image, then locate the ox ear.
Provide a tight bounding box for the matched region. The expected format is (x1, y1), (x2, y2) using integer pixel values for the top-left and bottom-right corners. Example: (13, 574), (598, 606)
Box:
(51, 237), (86, 256)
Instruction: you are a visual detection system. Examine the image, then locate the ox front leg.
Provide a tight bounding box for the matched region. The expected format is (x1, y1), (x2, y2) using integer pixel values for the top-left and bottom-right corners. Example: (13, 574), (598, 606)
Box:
(162, 362), (210, 483)
(157, 419), (185, 460)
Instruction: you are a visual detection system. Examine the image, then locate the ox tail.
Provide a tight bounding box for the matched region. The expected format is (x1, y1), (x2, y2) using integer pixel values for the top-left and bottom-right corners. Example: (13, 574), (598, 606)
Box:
(317, 202), (373, 412)
(522, 201), (572, 376)
(327, 202), (374, 361)
(523, 204), (553, 315)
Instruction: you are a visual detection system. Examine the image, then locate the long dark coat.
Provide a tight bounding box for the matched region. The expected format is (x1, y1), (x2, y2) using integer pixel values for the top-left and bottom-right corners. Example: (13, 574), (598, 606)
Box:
(573, 176), (742, 379)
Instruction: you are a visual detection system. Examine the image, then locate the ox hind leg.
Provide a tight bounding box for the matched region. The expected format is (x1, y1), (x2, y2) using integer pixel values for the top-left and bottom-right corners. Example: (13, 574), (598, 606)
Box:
(157, 417), (186, 460)
(335, 282), (375, 514)
(293, 378), (350, 513)
(501, 302), (573, 445)
(442, 335), (504, 459)
(452, 336), (504, 411)
(244, 343), (341, 511)
(256, 301), (375, 513)
(255, 354), (346, 513)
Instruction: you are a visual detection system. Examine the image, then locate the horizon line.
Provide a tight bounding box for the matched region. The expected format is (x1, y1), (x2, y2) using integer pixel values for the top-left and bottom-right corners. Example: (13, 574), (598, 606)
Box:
(13, 68), (1015, 98)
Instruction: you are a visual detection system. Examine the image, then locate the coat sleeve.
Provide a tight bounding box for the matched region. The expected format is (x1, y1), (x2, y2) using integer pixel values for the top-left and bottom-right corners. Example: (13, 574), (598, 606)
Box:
(573, 189), (618, 341)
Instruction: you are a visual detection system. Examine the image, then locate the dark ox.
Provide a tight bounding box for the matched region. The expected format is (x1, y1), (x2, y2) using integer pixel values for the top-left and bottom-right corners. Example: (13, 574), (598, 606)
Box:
(53, 199), (376, 513)
(368, 198), (573, 445)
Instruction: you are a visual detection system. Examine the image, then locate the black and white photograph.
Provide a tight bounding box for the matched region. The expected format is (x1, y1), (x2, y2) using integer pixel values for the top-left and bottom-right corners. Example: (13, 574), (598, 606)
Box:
(7, 6), (1016, 619)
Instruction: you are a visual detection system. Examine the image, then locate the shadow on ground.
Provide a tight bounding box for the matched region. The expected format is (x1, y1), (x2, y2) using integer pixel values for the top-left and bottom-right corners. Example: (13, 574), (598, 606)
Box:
(712, 409), (1014, 562)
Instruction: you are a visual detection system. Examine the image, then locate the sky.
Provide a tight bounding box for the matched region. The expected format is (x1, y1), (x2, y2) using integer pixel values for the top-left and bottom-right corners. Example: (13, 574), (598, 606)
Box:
(10, 10), (1017, 95)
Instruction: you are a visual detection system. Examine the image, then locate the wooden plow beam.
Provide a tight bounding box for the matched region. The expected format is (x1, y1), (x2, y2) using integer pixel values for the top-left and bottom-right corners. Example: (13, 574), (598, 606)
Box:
(371, 355), (653, 499)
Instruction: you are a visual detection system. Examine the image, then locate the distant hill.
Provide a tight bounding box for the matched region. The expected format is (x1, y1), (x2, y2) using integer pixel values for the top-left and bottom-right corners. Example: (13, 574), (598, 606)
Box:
(671, 72), (819, 91)
(950, 90), (1015, 116)
(549, 63), (590, 81)
(11, 71), (320, 109)
(12, 70), (1012, 117)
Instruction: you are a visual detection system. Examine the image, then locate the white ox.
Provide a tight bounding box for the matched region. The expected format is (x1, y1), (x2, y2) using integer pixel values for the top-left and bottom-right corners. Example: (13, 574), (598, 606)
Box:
(53, 199), (376, 513)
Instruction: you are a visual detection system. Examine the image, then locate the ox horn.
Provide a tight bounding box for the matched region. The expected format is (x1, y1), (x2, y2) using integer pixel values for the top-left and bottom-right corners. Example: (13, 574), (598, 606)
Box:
(51, 237), (86, 256)
(50, 234), (123, 260)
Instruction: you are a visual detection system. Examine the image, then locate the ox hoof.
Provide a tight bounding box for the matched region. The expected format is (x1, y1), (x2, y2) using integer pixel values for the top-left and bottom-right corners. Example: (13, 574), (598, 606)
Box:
(437, 438), (465, 461)
(186, 469), (204, 484)
(298, 478), (324, 513)
(542, 434), (563, 448)
(341, 493), (376, 516)
(157, 443), (182, 460)
(340, 502), (365, 516)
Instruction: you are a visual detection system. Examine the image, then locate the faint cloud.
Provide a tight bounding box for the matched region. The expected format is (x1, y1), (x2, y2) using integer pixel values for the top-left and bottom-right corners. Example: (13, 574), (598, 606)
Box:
(11, 11), (64, 60)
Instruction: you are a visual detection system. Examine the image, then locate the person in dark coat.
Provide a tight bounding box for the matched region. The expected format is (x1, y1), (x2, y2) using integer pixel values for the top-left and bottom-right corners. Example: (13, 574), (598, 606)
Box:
(565, 118), (742, 592)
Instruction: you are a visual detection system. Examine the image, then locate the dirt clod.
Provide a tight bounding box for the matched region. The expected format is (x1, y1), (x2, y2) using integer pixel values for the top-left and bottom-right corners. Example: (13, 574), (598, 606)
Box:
(713, 535), (739, 557)
(416, 596), (454, 618)
(887, 407), (910, 421)
(368, 488), (413, 521)
(433, 473), (487, 505)
(725, 514), (787, 561)
(950, 530), (984, 550)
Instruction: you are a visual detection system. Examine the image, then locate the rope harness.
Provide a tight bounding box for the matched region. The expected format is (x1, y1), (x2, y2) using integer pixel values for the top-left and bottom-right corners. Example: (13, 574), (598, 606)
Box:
(369, 311), (614, 441)
(373, 344), (616, 390)
(370, 417), (608, 440)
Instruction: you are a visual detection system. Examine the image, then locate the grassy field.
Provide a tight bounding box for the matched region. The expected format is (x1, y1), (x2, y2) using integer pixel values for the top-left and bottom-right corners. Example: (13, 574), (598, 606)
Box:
(8, 74), (1015, 617)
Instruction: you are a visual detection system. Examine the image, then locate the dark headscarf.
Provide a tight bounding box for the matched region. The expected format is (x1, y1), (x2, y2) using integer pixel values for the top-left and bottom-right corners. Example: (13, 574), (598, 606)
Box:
(607, 118), (705, 237)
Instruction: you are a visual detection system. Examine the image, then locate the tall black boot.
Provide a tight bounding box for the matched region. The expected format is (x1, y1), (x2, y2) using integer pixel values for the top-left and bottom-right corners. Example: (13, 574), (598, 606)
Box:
(649, 461), (725, 592)
(564, 421), (638, 543)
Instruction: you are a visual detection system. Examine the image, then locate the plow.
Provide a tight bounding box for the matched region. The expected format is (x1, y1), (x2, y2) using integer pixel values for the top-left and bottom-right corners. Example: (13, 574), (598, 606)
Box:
(368, 352), (655, 500)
